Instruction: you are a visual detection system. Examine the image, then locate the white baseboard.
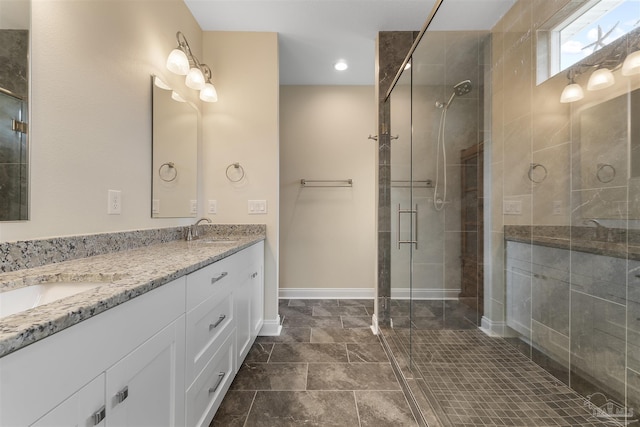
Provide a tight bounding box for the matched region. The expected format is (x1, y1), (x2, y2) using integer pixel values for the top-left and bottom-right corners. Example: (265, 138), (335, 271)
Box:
(390, 288), (460, 300)
(480, 316), (518, 337)
(279, 288), (375, 300)
(370, 314), (379, 335)
(258, 315), (282, 336)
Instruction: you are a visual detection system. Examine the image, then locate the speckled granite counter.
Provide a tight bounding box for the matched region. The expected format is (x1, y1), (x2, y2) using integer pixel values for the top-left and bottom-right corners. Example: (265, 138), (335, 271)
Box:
(0, 225), (265, 358)
(504, 225), (640, 260)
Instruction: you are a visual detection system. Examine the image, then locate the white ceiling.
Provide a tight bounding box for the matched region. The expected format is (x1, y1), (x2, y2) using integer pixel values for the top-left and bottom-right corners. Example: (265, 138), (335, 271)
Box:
(183, 0), (516, 85)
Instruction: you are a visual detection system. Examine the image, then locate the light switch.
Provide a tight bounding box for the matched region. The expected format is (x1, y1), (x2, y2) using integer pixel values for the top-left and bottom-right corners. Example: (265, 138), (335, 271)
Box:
(503, 200), (522, 215)
(189, 200), (197, 214)
(248, 200), (267, 214)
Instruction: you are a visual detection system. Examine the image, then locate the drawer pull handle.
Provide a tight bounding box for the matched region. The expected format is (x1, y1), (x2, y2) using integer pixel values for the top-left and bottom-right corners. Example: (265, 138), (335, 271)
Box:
(251, 272), (258, 279)
(208, 372), (226, 394)
(115, 386), (129, 404)
(209, 315), (226, 330)
(211, 272), (228, 284)
(93, 406), (106, 425)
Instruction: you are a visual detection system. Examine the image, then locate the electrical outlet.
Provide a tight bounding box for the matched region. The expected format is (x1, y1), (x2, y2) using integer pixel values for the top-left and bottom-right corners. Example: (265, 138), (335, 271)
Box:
(190, 200), (197, 214)
(108, 190), (121, 215)
(152, 199), (160, 214)
(248, 200), (267, 214)
(208, 200), (217, 214)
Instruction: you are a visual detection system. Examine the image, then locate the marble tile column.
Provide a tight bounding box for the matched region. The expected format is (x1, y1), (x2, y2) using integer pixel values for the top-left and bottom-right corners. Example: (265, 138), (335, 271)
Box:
(376, 31), (417, 327)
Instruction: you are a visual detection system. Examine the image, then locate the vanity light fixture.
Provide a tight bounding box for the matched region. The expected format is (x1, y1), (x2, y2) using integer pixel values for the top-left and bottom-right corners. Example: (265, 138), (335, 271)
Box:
(171, 91), (186, 103)
(166, 31), (218, 102)
(154, 76), (171, 90)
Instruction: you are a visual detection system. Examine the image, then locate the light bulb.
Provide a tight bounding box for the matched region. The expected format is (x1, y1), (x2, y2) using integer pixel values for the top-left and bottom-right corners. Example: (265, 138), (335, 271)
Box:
(587, 68), (615, 91)
(622, 50), (640, 76)
(185, 67), (205, 90)
(560, 82), (584, 103)
(200, 83), (218, 102)
(166, 49), (189, 75)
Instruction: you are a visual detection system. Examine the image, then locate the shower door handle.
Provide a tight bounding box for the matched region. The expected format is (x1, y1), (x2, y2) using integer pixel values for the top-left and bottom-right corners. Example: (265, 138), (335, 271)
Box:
(397, 204), (418, 249)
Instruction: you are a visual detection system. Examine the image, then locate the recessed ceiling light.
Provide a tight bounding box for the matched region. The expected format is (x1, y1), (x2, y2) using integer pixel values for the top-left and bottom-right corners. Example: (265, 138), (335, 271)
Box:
(334, 61), (348, 71)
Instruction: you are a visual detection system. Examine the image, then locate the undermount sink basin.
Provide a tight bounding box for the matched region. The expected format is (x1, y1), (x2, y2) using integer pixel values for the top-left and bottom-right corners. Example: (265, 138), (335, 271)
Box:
(0, 282), (104, 319)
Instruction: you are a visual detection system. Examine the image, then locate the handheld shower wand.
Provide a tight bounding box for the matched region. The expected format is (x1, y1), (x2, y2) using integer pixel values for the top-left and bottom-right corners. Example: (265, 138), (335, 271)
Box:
(433, 80), (473, 211)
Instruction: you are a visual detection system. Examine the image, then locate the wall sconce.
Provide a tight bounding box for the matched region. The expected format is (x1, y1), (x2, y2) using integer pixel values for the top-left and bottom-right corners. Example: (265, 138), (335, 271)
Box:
(587, 67), (615, 91)
(166, 31), (218, 103)
(560, 70), (584, 103)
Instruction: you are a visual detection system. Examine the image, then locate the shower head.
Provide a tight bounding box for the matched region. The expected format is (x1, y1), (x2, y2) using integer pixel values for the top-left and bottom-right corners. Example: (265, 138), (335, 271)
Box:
(439, 79), (473, 110)
(453, 80), (472, 96)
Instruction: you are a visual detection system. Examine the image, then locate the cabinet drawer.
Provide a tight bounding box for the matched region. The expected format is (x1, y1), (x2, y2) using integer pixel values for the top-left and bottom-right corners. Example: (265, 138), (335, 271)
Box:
(186, 254), (238, 311)
(186, 331), (235, 427)
(186, 290), (234, 384)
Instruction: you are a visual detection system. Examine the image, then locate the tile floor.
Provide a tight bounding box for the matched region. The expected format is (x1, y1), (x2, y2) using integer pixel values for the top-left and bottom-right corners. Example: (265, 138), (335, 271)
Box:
(210, 299), (418, 427)
(383, 309), (634, 426)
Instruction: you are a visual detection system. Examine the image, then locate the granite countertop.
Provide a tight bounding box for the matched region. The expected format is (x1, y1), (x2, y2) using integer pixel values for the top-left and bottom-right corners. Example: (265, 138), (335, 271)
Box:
(0, 232), (265, 358)
(504, 225), (640, 260)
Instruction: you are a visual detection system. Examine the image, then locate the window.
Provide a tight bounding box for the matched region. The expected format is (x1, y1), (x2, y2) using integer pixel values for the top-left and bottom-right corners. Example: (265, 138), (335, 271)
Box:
(537, 0), (640, 83)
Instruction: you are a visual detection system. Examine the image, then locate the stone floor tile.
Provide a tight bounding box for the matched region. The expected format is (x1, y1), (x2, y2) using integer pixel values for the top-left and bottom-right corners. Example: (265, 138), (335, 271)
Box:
(209, 390), (255, 427)
(347, 342), (389, 363)
(306, 362), (400, 390)
(244, 391), (359, 426)
(230, 363), (308, 391)
(269, 343), (348, 363)
(355, 390), (418, 427)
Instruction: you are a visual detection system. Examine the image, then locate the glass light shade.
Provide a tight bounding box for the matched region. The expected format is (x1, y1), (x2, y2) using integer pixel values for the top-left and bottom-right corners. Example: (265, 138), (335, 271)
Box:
(166, 49), (189, 75)
(200, 83), (218, 102)
(560, 83), (584, 103)
(622, 50), (640, 76)
(154, 76), (171, 90)
(185, 67), (205, 90)
(587, 68), (615, 91)
(171, 91), (186, 102)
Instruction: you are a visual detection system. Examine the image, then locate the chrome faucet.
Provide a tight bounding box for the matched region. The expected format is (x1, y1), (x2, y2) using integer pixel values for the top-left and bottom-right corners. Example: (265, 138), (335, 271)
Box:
(186, 217), (212, 241)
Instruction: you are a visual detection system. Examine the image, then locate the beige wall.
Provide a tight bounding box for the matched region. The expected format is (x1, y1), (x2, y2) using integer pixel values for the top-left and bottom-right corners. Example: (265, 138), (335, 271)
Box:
(1, 2), (281, 328)
(280, 86), (376, 296)
(201, 31), (280, 324)
(0, 0), (202, 242)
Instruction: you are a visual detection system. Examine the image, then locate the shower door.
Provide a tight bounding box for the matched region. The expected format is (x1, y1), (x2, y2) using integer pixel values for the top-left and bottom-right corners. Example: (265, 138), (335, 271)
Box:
(388, 29), (487, 369)
(0, 90), (28, 220)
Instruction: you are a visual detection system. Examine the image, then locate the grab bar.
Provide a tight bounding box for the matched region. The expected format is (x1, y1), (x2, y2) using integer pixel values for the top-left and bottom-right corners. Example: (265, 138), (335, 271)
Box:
(300, 179), (353, 187)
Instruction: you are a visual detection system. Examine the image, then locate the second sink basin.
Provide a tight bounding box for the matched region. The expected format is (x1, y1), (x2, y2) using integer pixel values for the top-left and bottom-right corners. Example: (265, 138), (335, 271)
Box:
(0, 282), (104, 319)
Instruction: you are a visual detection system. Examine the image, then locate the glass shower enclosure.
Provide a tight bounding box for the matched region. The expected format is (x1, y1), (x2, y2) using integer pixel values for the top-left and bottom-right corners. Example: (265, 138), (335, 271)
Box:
(387, 24), (488, 371)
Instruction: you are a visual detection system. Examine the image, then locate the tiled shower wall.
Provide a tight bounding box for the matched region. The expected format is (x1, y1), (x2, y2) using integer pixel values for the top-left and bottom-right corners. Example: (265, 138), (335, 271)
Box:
(377, 31), (417, 327)
(492, 0), (640, 414)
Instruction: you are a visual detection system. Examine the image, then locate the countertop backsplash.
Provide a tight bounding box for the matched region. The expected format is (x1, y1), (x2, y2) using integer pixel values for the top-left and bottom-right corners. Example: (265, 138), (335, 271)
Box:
(0, 224), (266, 273)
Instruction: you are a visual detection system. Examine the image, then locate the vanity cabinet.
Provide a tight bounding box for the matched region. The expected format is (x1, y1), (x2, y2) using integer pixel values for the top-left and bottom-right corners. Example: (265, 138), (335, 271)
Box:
(0, 240), (264, 427)
(184, 240), (264, 427)
(1, 277), (186, 427)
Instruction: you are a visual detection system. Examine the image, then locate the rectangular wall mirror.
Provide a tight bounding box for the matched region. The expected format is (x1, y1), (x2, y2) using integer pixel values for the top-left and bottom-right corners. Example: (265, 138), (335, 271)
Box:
(151, 76), (198, 218)
(0, 0), (30, 221)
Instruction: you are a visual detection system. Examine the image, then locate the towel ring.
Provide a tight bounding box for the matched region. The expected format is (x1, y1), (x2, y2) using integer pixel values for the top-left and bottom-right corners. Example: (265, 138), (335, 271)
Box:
(528, 163), (547, 183)
(226, 162), (245, 182)
(596, 163), (616, 183)
(159, 162), (177, 182)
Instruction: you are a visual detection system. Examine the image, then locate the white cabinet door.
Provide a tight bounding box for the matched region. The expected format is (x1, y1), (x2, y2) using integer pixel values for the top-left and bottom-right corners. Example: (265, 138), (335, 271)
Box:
(31, 374), (106, 427)
(105, 316), (185, 427)
(234, 241), (264, 369)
